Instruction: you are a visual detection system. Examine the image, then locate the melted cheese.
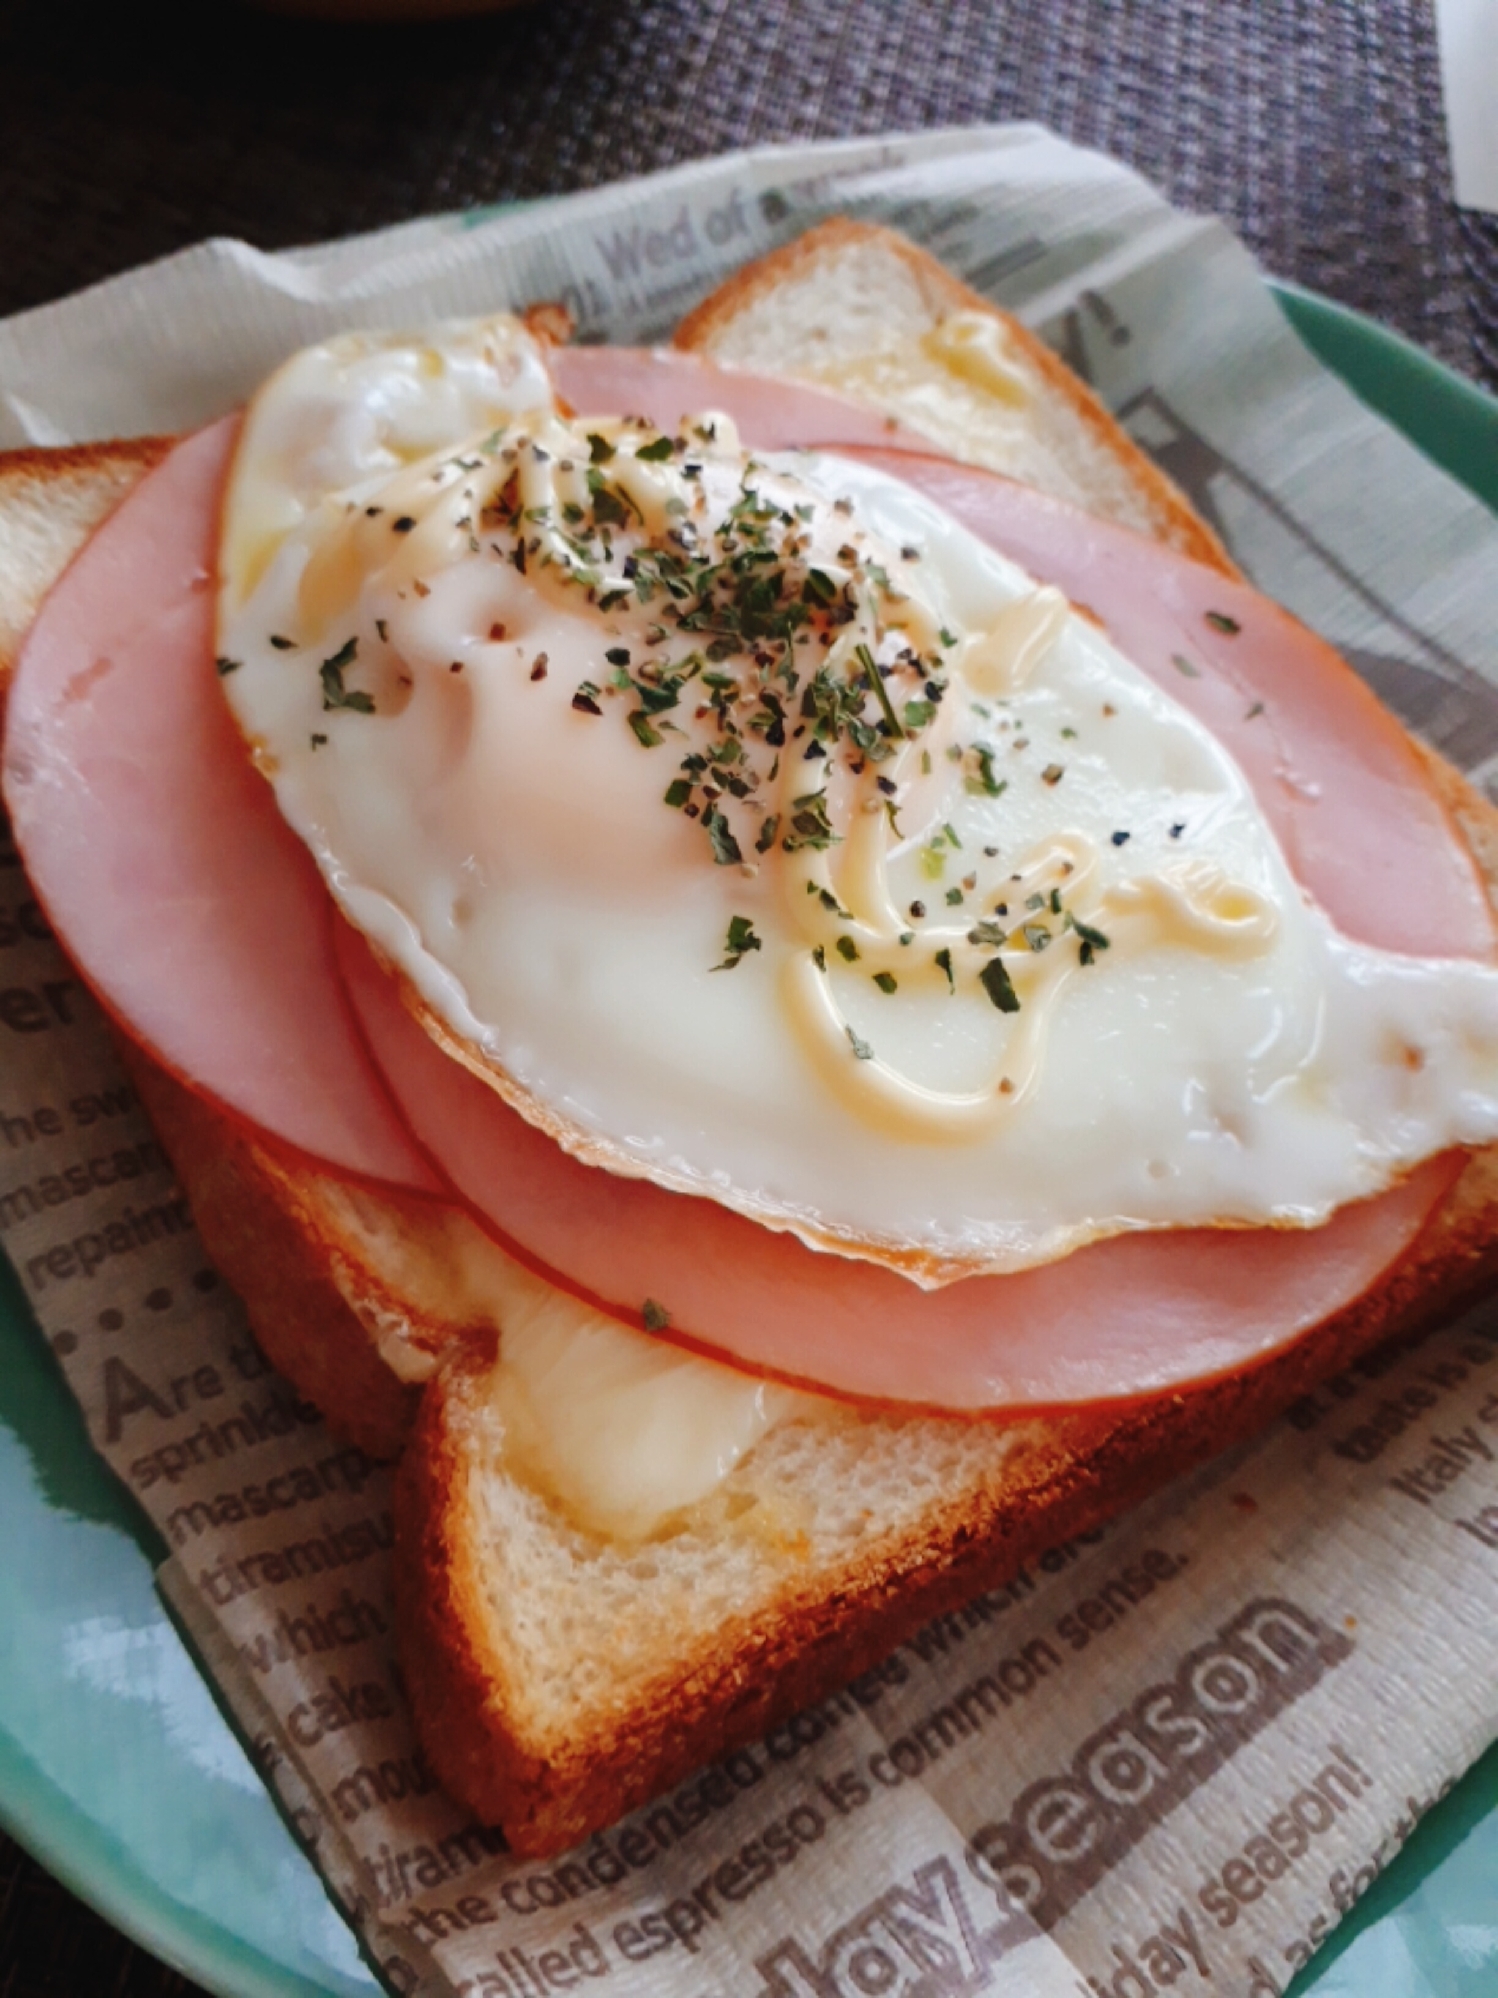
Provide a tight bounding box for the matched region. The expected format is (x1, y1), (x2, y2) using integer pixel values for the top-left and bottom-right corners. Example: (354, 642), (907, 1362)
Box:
(315, 1181), (805, 1540)
(485, 1269), (804, 1542)
(798, 309), (1036, 474)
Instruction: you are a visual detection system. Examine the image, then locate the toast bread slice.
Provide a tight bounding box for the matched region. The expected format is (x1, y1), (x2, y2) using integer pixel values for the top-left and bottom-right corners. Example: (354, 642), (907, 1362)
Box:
(2, 228), (1497, 1860)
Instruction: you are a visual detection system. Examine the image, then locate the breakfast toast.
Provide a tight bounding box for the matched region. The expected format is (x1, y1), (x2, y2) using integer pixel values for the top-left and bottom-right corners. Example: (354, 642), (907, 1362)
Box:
(3, 225), (1497, 1863)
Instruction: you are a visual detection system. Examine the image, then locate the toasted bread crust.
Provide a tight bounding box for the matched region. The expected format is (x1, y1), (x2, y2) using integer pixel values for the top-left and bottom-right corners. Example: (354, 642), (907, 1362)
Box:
(0, 434), (173, 673)
(123, 1051), (422, 1459)
(0, 434), (172, 486)
(674, 219), (1236, 578)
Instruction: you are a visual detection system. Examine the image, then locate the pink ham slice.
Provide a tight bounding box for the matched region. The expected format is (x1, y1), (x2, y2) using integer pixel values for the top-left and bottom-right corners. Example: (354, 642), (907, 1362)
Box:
(340, 920), (1459, 1407)
(549, 346), (916, 452)
(4, 368), (1487, 1407)
(2, 418), (440, 1191)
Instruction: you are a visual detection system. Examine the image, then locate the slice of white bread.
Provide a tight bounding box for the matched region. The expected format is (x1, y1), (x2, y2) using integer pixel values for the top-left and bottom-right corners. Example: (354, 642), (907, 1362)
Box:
(4, 226), (1498, 1863)
(0, 437), (173, 667)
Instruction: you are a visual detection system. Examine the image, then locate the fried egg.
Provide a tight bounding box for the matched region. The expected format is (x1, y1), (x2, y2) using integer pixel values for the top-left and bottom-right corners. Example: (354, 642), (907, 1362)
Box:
(217, 314), (1498, 1281)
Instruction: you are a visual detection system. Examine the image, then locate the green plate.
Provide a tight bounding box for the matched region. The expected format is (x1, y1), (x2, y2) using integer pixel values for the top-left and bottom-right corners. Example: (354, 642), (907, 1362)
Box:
(1275, 284), (1498, 512)
(1, 284), (1495, 1998)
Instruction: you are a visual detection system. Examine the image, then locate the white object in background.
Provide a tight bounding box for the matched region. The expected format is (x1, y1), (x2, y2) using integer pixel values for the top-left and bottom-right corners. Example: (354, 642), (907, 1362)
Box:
(1436, 0), (1498, 214)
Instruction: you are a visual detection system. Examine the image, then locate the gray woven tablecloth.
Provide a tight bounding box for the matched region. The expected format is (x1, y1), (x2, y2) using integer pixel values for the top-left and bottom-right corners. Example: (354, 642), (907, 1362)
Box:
(1, 0), (1496, 386)
(1, 2), (1494, 1994)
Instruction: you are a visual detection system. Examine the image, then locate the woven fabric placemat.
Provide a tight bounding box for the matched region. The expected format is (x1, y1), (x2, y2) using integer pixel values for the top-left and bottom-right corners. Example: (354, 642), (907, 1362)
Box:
(1, 3), (1495, 1995)
(0, 0), (1495, 385)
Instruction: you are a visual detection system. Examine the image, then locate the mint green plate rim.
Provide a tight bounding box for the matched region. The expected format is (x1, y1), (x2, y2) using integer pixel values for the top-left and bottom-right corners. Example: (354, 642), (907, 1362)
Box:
(1274, 282), (1498, 511)
(0, 282), (1495, 1998)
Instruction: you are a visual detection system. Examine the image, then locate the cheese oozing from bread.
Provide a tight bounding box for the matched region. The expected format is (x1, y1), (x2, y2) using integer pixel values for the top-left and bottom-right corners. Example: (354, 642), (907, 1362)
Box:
(305, 1170), (813, 1539)
(219, 315), (1498, 1282)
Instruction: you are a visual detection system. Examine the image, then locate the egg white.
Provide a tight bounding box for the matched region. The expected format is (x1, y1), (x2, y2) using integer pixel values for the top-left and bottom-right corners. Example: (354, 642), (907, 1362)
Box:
(217, 315), (1498, 1280)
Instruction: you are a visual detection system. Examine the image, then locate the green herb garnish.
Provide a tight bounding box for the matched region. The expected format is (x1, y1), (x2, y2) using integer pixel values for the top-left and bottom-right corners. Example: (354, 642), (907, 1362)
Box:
(714, 915), (762, 970)
(703, 806), (742, 866)
(319, 638), (375, 714)
(783, 789), (839, 853)
(967, 919), (1008, 948)
(979, 957), (1020, 1013)
(966, 743), (1005, 797)
(856, 643), (904, 740)
(1068, 913), (1110, 966)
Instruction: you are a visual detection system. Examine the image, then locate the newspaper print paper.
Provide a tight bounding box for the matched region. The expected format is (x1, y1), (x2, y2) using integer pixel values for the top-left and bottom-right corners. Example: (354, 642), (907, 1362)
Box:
(1, 126), (1495, 1998)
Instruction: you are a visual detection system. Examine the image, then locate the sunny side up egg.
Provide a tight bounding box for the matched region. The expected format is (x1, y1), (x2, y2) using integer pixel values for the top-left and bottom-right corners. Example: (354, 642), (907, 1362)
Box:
(216, 314), (1498, 1286)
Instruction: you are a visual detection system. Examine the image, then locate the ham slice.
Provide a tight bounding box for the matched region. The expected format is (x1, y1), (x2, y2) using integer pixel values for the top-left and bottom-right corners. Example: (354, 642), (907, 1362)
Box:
(0, 370), (909, 1195)
(2, 419), (440, 1191)
(4, 367), (1485, 1408)
(549, 346), (913, 452)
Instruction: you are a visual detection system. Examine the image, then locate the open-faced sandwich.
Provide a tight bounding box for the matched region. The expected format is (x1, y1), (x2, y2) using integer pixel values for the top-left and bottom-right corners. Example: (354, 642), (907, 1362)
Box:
(4, 221), (1498, 1857)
